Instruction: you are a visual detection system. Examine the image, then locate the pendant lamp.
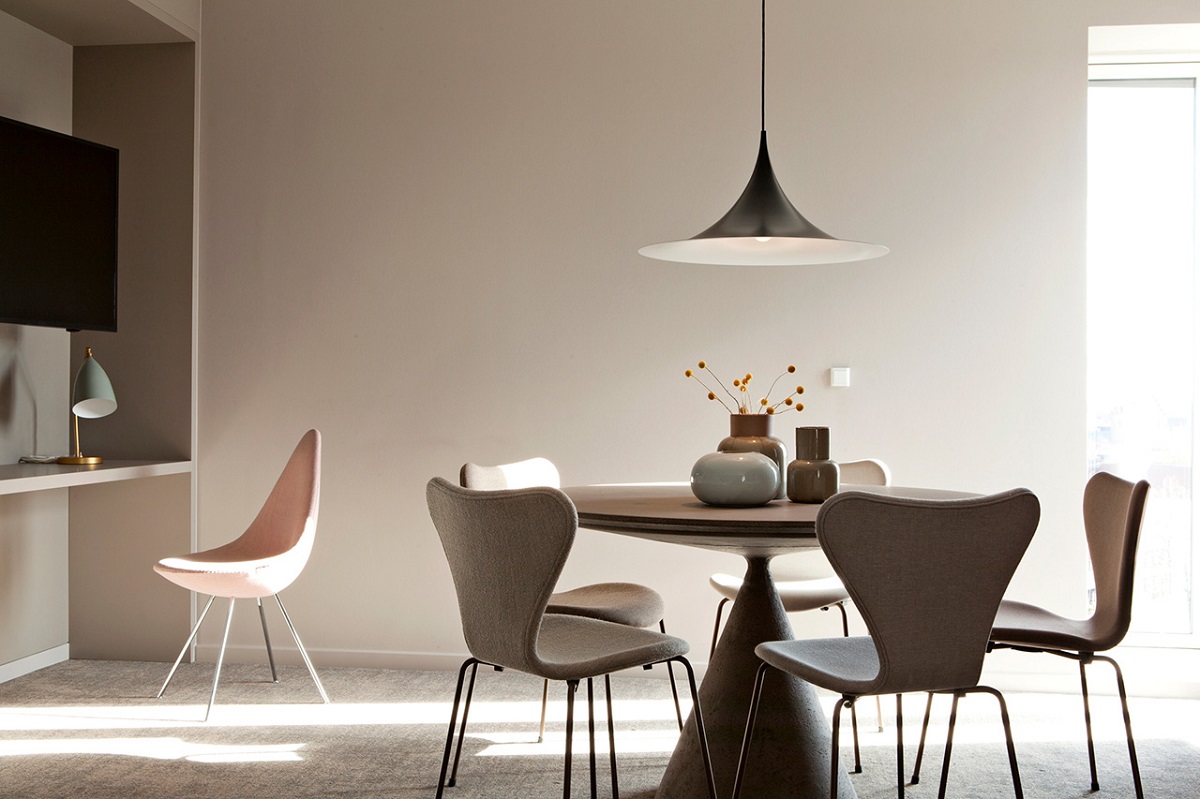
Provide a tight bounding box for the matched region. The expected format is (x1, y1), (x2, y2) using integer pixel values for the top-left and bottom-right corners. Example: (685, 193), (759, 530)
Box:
(639, 0), (888, 266)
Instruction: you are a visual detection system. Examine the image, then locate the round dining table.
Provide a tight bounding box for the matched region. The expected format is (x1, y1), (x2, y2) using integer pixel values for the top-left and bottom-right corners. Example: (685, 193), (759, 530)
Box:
(562, 482), (973, 799)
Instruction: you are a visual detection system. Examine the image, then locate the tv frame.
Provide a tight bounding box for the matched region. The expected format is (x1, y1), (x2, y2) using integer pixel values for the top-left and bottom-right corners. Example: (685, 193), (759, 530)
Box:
(0, 114), (119, 332)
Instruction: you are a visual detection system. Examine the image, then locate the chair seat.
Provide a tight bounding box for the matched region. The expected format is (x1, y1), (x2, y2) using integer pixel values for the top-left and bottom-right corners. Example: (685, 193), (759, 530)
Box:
(154, 543), (309, 599)
(991, 599), (1110, 652)
(755, 636), (882, 696)
(547, 582), (665, 628)
(534, 614), (688, 681)
(709, 573), (850, 613)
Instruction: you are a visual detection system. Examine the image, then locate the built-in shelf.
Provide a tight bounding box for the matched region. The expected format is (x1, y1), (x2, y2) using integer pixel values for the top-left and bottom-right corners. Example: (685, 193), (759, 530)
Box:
(0, 460), (192, 495)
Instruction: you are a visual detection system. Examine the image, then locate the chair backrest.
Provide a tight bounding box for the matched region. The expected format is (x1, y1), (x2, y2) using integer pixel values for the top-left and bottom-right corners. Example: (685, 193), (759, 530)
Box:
(1083, 471), (1150, 651)
(773, 458), (892, 581)
(460, 457), (561, 490)
(427, 476), (577, 672)
(224, 429), (322, 590)
(817, 488), (1040, 694)
(838, 458), (892, 487)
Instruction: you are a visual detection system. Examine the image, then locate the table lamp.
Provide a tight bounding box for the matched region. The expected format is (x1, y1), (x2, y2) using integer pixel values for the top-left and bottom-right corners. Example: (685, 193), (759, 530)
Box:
(58, 347), (117, 465)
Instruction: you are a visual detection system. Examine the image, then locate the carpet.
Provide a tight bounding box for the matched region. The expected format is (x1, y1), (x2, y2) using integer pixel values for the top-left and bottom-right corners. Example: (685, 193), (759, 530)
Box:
(0, 660), (1196, 798)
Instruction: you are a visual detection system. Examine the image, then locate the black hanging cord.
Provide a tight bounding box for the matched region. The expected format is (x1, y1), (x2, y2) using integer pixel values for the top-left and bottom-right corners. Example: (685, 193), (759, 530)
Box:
(760, 0), (766, 132)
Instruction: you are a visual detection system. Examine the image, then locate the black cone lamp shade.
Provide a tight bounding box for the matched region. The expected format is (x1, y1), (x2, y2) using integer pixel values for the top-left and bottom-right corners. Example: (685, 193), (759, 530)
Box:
(639, 2), (888, 266)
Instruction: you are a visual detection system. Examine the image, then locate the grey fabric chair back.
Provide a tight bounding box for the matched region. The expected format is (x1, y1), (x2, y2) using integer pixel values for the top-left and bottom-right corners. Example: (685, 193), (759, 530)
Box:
(816, 488), (1040, 694)
(426, 476), (578, 673)
(1082, 471), (1150, 651)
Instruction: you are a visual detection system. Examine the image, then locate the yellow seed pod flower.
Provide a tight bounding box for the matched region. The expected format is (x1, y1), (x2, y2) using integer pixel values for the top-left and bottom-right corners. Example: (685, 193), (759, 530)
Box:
(784, 397), (794, 406)
(787, 365), (796, 373)
(708, 392), (716, 400)
(685, 369), (693, 377)
(745, 373), (753, 381)
(760, 398), (768, 406)
(796, 385), (805, 394)
(795, 402), (805, 412)
(698, 360), (706, 368)
(733, 379), (741, 387)
(766, 407), (775, 414)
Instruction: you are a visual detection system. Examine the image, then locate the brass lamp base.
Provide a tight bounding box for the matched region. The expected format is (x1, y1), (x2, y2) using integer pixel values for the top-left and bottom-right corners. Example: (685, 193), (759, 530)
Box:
(57, 455), (104, 465)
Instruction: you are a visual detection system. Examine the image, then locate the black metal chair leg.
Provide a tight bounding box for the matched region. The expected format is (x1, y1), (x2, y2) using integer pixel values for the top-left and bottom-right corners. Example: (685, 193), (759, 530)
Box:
(673, 656), (718, 799)
(1097, 654), (1144, 799)
(436, 659), (478, 799)
(833, 600), (864, 769)
(895, 692), (905, 799)
(1079, 657), (1100, 791)
(833, 695), (851, 799)
(911, 691), (935, 784)
(659, 620), (684, 731)
(587, 678), (598, 799)
(605, 674), (619, 799)
(563, 680), (578, 799)
(732, 662), (771, 799)
(709, 598), (730, 657)
(936, 692), (961, 799)
(986, 686), (1024, 799)
(447, 660), (481, 787)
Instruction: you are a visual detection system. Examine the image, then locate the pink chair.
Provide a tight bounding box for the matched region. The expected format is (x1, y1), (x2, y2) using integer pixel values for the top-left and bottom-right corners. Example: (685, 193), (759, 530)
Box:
(154, 429), (329, 720)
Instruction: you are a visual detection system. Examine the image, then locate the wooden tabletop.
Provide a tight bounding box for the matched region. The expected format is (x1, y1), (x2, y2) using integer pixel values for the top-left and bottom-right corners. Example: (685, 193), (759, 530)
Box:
(562, 482), (975, 556)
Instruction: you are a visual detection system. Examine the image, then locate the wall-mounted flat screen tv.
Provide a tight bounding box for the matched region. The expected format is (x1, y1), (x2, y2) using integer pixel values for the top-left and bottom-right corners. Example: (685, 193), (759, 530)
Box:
(0, 115), (118, 332)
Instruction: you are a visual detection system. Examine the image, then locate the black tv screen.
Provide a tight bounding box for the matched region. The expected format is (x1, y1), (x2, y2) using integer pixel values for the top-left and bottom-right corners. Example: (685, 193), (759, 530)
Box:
(0, 115), (118, 331)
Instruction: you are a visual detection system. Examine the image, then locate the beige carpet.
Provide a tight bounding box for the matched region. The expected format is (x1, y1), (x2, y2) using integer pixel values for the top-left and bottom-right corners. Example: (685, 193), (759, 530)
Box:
(0, 659), (1196, 798)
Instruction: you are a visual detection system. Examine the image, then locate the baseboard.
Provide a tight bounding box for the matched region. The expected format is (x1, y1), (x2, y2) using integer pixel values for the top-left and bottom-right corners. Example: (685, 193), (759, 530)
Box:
(0, 644), (70, 684)
(984, 645), (1200, 699)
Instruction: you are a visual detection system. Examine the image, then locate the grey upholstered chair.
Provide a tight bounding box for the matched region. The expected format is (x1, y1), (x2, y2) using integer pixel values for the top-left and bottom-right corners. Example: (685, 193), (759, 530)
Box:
(426, 477), (717, 799)
(732, 488), (1040, 799)
(154, 429), (329, 721)
(708, 457), (891, 770)
(460, 457), (682, 737)
(923, 471), (1147, 799)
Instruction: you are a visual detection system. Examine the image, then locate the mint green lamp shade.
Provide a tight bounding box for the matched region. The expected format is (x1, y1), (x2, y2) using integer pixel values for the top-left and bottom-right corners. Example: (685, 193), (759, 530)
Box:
(71, 349), (117, 418)
(58, 347), (117, 465)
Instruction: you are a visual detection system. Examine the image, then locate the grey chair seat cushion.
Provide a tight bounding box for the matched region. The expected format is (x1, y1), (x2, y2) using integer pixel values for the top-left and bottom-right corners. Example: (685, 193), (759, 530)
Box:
(547, 582), (665, 628)
(991, 599), (1110, 652)
(534, 614), (689, 681)
(709, 573), (849, 612)
(755, 636), (882, 696)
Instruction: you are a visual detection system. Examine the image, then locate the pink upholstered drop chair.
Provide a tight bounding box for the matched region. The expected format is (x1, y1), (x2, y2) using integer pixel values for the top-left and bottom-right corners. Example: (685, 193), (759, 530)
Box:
(154, 429), (329, 720)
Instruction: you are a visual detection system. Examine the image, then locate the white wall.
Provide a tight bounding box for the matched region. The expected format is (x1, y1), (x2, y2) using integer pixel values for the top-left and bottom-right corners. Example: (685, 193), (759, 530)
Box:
(0, 9), (73, 670)
(195, 0), (1200, 689)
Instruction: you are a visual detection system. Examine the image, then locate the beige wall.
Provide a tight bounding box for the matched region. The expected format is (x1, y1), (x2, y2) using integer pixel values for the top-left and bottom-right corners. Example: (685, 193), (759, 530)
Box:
(0, 10), (73, 673)
(194, 0), (1200, 685)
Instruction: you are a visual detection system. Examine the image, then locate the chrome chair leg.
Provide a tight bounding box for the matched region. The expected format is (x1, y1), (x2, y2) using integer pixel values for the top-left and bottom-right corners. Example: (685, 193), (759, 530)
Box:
(258, 597), (279, 683)
(157, 594), (216, 699)
(204, 597), (236, 722)
(538, 679), (550, 742)
(273, 594), (329, 703)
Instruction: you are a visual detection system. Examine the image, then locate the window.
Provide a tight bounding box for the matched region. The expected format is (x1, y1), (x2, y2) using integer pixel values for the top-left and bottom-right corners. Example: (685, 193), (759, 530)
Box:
(1088, 26), (1200, 645)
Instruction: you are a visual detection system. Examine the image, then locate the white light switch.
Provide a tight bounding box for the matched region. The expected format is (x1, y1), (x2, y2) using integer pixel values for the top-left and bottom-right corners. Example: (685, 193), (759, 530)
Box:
(830, 367), (851, 387)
